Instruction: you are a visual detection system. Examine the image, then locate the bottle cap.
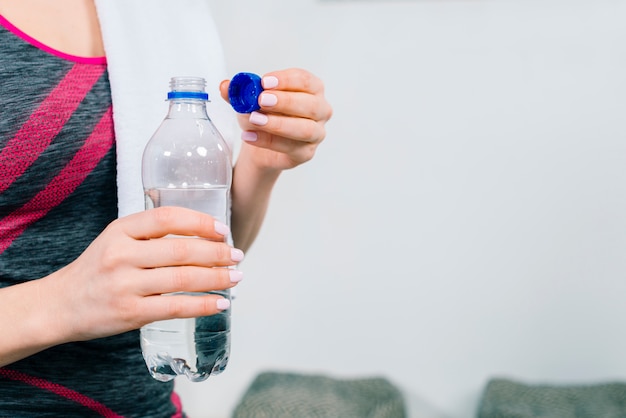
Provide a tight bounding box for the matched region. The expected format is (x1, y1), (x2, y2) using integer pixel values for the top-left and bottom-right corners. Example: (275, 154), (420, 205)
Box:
(228, 72), (263, 113)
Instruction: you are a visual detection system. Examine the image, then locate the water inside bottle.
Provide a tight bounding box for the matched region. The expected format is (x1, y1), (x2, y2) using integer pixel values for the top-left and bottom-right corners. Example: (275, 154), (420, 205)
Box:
(141, 305), (230, 382)
(144, 187), (229, 223)
(141, 187), (231, 382)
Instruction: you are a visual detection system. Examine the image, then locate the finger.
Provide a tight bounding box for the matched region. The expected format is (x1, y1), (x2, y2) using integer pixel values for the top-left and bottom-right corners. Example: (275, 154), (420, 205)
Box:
(219, 79), (230, 102)
(220, 71), (332, 124)
(120, 206), (230, 241)
(220, 68), (325, 98)
(243, 112), (326, 143)
(138, 266), (243, 296)
(262, 68), (326, 94)
(241, 133), (318, 165)
(140, 293), (231, 322)
(258, 91), (332, 122)
(138, 237), (244, 268)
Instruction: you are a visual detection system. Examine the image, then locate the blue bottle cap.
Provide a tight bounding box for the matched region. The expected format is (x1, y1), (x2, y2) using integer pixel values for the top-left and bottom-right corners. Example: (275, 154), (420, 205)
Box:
(228, 72), (264, 113)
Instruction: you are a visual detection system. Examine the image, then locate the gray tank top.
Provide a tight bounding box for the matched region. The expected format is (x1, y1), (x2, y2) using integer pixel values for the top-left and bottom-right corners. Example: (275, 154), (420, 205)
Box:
(0, 17), (182, 418)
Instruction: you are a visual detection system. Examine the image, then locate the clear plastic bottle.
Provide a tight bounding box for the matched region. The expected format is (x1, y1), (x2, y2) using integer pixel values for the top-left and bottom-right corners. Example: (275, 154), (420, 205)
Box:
(140, 76), (232, 382)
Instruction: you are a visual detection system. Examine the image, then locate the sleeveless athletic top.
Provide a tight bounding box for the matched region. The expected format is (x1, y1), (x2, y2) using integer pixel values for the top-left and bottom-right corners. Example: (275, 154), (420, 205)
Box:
(0, 17), (183, 418)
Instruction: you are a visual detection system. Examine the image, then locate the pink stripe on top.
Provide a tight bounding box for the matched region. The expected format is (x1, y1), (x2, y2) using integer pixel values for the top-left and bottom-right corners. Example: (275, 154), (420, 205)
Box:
(170, 392), (184, 418)
(0, 368), (124, 417)
(0, 106), (114, 254)
(0, 63), (105, 194)
(0, 14), (106, 65)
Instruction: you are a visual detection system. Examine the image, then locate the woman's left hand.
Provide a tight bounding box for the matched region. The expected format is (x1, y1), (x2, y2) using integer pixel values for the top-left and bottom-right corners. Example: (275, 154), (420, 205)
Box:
(220, 68), (333, 172)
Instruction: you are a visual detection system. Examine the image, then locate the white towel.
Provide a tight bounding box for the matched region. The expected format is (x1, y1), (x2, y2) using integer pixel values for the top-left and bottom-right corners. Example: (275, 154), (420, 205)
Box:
(94, 0), (237, 218)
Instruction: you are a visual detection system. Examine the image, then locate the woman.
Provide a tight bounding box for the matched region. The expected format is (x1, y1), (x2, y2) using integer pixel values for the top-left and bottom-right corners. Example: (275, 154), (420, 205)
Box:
(0, 0), (333, 416)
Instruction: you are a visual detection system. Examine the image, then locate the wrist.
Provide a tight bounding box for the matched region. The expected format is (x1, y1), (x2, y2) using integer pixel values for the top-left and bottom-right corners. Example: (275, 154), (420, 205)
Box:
(0, 276), (68, 366)
(234, 145), (282, 187)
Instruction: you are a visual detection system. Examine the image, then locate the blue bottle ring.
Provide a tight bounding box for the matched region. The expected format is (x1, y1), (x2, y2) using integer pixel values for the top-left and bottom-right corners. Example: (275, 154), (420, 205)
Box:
(228, 72), (263, 114)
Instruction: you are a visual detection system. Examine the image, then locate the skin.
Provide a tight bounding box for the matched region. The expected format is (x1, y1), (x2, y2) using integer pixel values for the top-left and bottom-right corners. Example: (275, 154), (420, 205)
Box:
(0, 0), (333, 367)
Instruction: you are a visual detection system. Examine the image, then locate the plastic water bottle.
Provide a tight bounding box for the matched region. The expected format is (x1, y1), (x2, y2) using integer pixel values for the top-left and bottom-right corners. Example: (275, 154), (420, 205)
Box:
(140, 76), (233, 382)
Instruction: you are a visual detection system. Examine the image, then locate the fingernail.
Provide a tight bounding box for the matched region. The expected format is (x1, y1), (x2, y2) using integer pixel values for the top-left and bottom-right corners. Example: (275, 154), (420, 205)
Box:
(241, 131), (258, 142)
(216, 298), (231, 310)
(260, 93), (278, 107)
(262, 76), (279, 89)
(214, 221), (230, 236)
(231, 248), (245, 262)
(249, 112), (268, 126)
(229, 270), (244, 283)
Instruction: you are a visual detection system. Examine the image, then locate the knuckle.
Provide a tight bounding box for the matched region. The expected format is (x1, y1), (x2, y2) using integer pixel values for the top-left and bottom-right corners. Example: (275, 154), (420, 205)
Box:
(116, 298), (140, 325)
(172, 267), (191, 290)
(166, 298), (184, 317)
(299, 69), (314, 92)
(270, 115), (285, 134)
(152, 206), (176, 226)
(102, 219), (121, 236)
(317, 125), (327, 143)
(303, 145), (317, 162)
(279, 91), (293, 109)
(201, 296), (217, 316)
(220, 268), (233, 285)
(323, 103), (333, 121)
(308, 101), (321, 120)
(297, 144), (317, 164)
(301, 121), (318, 142)
(197, 212), (214, 234)
(170, 239), (189, 262)
(100, 245), (123, 270)
(215, 243), (231, 262)
(212, 269), (231, 290)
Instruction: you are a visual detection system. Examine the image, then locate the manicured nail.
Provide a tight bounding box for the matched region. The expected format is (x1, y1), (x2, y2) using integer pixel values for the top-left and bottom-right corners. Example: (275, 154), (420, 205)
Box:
(260, 93), (278, 107)
(214, 221), (230, 236)
(216, 298), (231, 310)
(249, 111), (268, 126)
(229, 270), (244, 283)
(231, 248), (245, 262)
(262, 76), (279, 89)
(241, 131), (258, 142)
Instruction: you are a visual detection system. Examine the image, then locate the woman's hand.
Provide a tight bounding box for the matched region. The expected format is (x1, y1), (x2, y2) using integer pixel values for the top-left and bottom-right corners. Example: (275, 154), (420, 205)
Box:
(45, 206), (244, 342)
(220, 68), (333, 172)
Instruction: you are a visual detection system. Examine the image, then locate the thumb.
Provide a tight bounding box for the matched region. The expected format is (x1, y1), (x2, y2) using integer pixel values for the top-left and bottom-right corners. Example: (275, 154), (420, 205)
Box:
(219, 79), (230, 103)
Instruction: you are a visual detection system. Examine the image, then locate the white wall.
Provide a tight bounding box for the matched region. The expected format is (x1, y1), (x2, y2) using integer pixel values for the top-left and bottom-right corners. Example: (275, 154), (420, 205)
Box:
(177, 1), (626, 417)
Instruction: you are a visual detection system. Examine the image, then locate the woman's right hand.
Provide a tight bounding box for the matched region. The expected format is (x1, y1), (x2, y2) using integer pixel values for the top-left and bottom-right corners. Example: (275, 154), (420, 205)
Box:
(1, 207), (243, 366)
(36, 206), (242, 345)
(1, 206), (245, 367)
(50, 206), (244, 343)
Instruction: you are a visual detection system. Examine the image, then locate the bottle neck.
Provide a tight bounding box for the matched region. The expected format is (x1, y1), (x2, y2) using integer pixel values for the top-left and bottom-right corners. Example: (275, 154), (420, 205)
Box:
(166, 99), (209, 119)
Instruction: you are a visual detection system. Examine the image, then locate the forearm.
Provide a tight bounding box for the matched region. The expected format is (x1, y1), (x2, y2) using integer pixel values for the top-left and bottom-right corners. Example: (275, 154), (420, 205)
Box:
(230, 144), (281, 252)
(0, 275), (68, 367)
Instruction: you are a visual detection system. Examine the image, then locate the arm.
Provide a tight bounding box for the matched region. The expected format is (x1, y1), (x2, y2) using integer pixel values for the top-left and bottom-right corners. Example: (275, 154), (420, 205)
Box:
(221, 68), (333, 252)
(230, 143), (281, 253)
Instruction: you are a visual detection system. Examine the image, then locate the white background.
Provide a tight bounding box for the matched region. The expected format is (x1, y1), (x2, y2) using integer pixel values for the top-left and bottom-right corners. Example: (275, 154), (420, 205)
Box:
(177, 0), (626, 417)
